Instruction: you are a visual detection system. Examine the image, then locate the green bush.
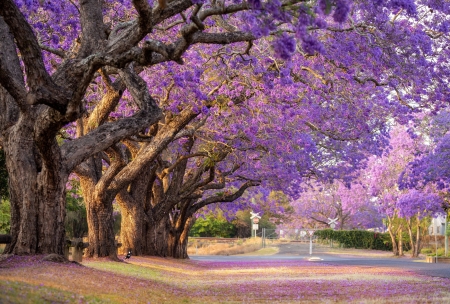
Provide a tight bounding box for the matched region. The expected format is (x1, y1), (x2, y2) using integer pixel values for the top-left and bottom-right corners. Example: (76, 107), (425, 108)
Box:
(189, 213), (237, 238)
(0, 199), (10, 234)
(421, 248), (432, 254)
(315, 229), (392, 251)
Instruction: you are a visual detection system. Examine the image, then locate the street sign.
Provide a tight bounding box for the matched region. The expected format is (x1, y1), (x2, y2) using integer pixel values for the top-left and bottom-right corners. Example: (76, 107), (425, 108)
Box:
(328, 218), (338, 230)
(250, 211), (261, 219)
(250, 211), (261, 237)
(308, 230), (315, 236)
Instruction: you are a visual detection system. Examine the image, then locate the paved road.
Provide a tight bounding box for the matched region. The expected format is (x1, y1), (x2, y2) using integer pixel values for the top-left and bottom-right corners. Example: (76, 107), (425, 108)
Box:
(191, 242), (450, 279)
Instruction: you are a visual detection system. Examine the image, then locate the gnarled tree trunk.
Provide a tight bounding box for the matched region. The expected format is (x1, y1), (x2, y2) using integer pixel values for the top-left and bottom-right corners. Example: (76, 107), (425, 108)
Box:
(4, 117), (67, 255)
(143, 217), (169, 257)
(79, 171), (117, 259)
(117, 197), (146, 256)
(167, 216), (195, 259)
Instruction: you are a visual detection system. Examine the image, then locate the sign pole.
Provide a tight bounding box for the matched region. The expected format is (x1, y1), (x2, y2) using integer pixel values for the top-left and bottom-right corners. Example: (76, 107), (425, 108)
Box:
(309, 235), (312, 255)
(445, 213), (448, 257)
(308, 230), (315, 255)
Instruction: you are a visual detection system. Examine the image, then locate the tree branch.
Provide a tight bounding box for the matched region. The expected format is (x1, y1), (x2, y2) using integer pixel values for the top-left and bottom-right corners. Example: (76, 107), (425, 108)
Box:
(118, 63), (159, 111)
(191, 31), (255, 45)
(0, 0), (70, 112)
(95, 144), (128, 199)
(105, 107), (199, 196)
(132, 0), (153, 32)
(160, 152), (208, 179)
(191, 180), (260, 213)
(85, 76), (126, 133)
(78, 0), (106, 58)
(39, 44), (66, 58)
(61, 108), (162, 172)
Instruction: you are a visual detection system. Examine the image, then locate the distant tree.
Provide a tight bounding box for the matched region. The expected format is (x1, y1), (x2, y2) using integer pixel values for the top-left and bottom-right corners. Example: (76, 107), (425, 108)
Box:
(288, 181), (382, 230)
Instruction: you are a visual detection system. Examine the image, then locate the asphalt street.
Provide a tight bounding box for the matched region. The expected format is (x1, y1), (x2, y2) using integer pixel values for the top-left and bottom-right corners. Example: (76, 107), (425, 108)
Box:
(191, 242), (450, 279)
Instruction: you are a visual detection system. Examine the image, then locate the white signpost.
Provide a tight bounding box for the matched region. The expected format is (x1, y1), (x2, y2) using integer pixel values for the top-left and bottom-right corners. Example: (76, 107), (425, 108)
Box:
(328, 217), (338, 230)
(308, 230), (315, 255)
(250, 211), (261, 238)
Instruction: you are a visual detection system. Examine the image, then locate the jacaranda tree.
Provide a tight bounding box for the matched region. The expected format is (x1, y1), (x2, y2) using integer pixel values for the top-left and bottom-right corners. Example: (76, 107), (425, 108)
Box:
(0, 0), (448, 257)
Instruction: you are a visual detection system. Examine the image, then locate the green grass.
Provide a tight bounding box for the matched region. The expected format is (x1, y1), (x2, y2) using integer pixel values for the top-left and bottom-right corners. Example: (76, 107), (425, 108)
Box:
(84, 261), (163, 281)
(0, 280), (105, 304)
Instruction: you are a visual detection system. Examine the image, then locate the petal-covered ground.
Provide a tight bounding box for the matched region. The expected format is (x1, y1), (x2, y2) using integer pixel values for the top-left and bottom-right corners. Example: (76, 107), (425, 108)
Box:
(0, 255), (449, 303)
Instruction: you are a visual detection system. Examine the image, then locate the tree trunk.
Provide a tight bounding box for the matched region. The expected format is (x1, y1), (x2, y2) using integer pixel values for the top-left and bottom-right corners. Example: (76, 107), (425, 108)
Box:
(388, 230), (399, 256)
(387, 220), (399, 256)
(143, 217), (169, 257)
(80, 177), (117, 259)
(167, 216), (195, 259)
(118, 204), (144, 256)
(406, 218), (422, 258)
(4, 117), (67, 255)
(413, 219), (421, 258)
(398, 227), (404, 256)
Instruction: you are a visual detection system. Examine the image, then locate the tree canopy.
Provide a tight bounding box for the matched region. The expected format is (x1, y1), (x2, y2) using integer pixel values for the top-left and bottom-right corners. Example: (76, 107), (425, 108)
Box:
(0, 0), (449, 257)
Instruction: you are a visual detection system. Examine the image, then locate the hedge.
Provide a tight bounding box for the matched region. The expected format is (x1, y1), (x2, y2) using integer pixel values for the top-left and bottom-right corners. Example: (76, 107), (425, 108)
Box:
(315, 229), (393, 251)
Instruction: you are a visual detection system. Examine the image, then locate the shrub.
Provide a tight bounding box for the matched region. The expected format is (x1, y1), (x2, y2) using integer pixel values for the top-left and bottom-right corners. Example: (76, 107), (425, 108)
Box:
(190, 213), (237, 238)
(315, 229), (392, 251)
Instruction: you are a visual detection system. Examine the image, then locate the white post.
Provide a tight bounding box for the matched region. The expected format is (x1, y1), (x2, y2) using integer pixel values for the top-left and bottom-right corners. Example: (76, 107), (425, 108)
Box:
(309, 235), (312, 255)
(445, 214), (448, 257)
(435, 217), (438, 263)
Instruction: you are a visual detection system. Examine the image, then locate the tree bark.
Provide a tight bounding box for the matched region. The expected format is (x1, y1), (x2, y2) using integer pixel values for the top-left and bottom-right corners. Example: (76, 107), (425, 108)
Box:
(143, 217), (169, 257)
(117, 191), (147, 256)
(387, 218), (399, 256)
(79, 174), (117, 259)
(414, 220), (421, 258)
(398, 227), (404, 256)
(4, 116), (67, 255)
(167, 216), (195, 259)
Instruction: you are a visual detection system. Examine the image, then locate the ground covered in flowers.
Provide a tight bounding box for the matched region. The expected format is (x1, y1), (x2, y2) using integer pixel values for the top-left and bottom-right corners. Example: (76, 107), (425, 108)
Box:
(1, 255), (449, 303)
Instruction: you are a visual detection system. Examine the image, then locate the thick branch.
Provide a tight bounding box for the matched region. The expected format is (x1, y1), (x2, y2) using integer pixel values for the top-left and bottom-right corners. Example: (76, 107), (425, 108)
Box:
(0, 0), (70, 112)
(95, 144), (128, 198)
(105, 0), (194, 55)
(105, 108), (199, 196)
(160, 152), (208, 179)
(78, 0), (106, 58)
(191, 31), (255, 44)
(132, 0), (153, 32)
(118, 64), (159, 111)
(0, 57), (27, 104)
(191, 180), (260, 213)
(86, 76), (126, 133)
(61, 108), (162, 172)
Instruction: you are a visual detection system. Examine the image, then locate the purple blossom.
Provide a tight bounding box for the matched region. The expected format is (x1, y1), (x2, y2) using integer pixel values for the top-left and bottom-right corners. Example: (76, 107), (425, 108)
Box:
(272, 34), (296, 60)
(333, 0), (350, 23)
(248, 0), (262, 10)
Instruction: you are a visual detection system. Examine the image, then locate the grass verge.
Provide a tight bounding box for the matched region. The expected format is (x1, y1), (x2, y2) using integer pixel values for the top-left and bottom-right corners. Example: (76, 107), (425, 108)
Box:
(1, 254), (449, 303)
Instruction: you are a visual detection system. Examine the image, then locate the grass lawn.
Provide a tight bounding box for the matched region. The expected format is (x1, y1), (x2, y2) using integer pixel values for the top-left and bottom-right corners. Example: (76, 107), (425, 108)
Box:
(1, 254), (449, 303)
